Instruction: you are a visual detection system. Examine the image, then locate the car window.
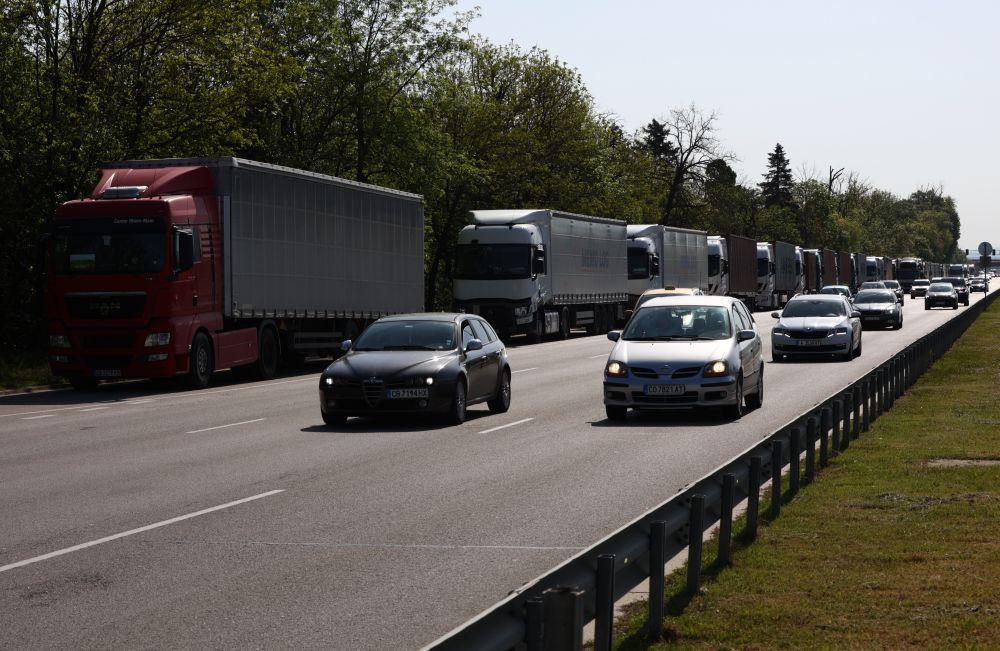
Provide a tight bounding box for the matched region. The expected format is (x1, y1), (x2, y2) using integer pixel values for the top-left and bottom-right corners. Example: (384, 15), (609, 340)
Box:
(353, 320), (457, 351)
(470, 319), (492, 343)
(461, 322), (477, 348)
(853, 291), (895, 304)
(733, 304), (752, 330)
(622, 305), (730, 340)
(781, 299), (847, 317)
(478, 319), (499, 342)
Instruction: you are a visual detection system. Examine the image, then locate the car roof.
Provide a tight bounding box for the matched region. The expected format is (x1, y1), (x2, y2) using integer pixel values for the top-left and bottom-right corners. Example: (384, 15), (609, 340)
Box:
(378, 312), (476, 323)
(638, 295), (736, 308)
(820, 285), (849, 290)
(788, 293), (844, 302)
(640, 287), (702, 297)
(855, 289), (894, 296)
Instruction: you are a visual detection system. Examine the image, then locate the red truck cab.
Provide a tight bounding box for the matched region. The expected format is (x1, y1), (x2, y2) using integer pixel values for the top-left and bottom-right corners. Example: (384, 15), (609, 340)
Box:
(47, 165), (257, 389)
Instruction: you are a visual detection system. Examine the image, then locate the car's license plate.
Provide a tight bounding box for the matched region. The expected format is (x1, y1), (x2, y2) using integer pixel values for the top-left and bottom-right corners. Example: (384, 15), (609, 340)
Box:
(645, 384), (684, 395)
(387, 388), (429, 399)
(93, 369), (122, 378)
(796, 339), (827, 346)
(861, 316), (879, 321)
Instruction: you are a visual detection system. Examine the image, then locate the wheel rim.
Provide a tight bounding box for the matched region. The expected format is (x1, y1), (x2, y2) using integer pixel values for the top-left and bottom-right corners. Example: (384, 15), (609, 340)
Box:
(456, 383), (466, 419)
(501, 374), (511, 408)
(196, 345), (209, 377)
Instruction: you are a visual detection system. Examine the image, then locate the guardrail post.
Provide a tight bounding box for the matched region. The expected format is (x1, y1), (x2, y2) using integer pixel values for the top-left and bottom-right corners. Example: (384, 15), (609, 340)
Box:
(719, 474), (735, 566)
(805, 417), (817, 482)
(888, 358), (897, 408)
(853, 384), (863, 438)
(820, 407), (831, 467)
(831, 400), (841, 454)
(841, 393), (852, 450)
(526, 597), (544, 651)
(687, 495), (705, 594)
(875, 369), (884, 418)
(542, 586), (584, 651)
(648, 521), (666, 640)
(770, 440), (782, 518)
(789, 427), (801, 495)
(861, 380), (870, 434)
(746, 456), (761, 540)
(595, 554), (615, 651)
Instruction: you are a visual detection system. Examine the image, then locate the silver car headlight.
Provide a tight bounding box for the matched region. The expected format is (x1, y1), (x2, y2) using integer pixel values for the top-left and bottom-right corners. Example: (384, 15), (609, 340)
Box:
(703, 360), (728, 377)
(772, 327), (788, 336)
(833, 327), (849, 335)
(605, 361), (628, 378)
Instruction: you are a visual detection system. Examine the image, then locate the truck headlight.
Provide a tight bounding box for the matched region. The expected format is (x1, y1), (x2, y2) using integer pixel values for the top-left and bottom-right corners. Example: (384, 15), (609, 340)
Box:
(514, 305), (531, 318)
(50, 334), (70, 348)
(703, 360), (728, 377)
(605, 361), (628, 378)
(144, 332), (171, 347)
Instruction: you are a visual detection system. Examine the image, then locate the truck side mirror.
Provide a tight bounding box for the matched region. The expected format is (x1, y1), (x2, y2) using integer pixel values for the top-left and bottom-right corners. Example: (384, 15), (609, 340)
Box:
(651, 256), (660, 277)
(533, 250), (546, 276)
(173, 228), (195, 272)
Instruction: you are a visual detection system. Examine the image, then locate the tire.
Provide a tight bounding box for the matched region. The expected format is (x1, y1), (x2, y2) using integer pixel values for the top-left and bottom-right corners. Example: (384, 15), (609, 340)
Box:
(487, 369), (511, 414)
(855, 336), (862, 357)
(771, 352), (783, 363)
(321, 410), (346, 426)
(255, 327), (279, 380)
(842, 339), (855, 362)
(67, 374), (99, 391)
(559, 307), (570, 340)
(953, 304), (958, 310)
(188, 332), (213, 389)
(449, 379), (467, 425)
(724, 376), (744, 420)
(605, 405), (627, 421)
(745, 366), (764, 410)
(924, 304), (930, 311)
(893, 317), (902, 330)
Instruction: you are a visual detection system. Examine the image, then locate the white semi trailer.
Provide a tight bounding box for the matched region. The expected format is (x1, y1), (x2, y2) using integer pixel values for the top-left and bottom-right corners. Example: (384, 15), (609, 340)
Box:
(626, 224), (708, 305)
(453, 209), (627, 340)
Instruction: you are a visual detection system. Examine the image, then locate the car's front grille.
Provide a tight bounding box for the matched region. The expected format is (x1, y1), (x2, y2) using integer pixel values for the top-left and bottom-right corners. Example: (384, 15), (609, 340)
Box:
(66, 293), (146, 319)
(631, 392), (698, 404)
(671, 367), (701, 379)
(786, 329), (830, 339)
(630, 367), (659, 379)
(776, 344), (843, 353)
(363, 380), (384, 406)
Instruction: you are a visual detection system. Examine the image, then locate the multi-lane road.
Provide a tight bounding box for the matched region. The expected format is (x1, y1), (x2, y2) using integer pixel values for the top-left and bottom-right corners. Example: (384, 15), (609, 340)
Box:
(1, 289), (993, 649)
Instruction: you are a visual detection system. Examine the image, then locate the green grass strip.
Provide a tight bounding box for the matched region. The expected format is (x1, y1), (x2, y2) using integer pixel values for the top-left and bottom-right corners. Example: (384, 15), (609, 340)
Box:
(612, 301), (1000, 650)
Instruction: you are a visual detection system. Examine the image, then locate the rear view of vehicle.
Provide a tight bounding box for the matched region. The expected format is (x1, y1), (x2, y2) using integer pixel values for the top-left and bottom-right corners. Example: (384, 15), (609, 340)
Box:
(602, 296), (763, 421)
(770, 295), (861, 362)
(924, 283), (958, 309)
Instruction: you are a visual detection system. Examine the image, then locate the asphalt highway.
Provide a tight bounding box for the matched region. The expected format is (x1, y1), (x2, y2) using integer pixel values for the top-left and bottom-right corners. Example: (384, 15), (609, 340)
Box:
(1, 288), (993, 650)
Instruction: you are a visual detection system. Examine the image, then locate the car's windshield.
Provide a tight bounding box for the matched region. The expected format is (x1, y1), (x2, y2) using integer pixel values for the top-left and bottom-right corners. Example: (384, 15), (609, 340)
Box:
(928, 283), (953, 293)
(861, 282), (884, 289)
(913, 280), (929, 286)
(884, 281), (900, 289)
(819, 287), (847, 296)
(781, 299), (846, 318)
(622, 305), (731, 341)
(352, 320), (456, 351)
(854, 291), (895, 304)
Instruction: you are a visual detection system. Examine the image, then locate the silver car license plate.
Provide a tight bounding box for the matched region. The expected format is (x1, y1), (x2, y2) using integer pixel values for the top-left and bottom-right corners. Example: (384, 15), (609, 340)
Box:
(387, 388), (429, 399)
(645, 384), (684, 395)
(796, 339), (827, 346)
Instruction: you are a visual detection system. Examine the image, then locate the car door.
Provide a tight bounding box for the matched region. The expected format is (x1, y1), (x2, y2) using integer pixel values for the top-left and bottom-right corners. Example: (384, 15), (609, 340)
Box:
(733, 303), (759, 389)
(460, 320), (489, 399)
(470, 319), (501, 397)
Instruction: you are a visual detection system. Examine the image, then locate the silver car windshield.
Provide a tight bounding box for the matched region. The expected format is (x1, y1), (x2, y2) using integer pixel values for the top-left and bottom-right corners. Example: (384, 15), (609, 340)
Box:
(782, 300), (846, 317)
(623, 305), (731, 341)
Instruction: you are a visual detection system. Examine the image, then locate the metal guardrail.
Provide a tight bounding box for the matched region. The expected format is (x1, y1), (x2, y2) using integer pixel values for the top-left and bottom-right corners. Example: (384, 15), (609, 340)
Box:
(424, 290), (998, 651)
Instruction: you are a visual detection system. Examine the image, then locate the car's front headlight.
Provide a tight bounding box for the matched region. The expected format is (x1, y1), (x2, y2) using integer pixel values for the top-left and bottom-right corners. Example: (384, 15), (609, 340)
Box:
(49, 334), (70, 348)
(833, 327), (849, 335)
(324, 375), (350, 386)
(772, 327), (787, 336)
(605, 361), (628, 378)
(703, 360), (728, 377)
(144, 332), (171, 347)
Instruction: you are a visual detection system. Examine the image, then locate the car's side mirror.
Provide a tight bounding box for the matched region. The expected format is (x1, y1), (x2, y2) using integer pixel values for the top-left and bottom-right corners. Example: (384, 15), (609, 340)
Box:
(465, 338), (483, 352)
(607, 331), (621, 342)
(341, 339), (352, 351)
(736, 329), (755, 343)
(771, 311), (780, 319)
(850, 311), (861, 319)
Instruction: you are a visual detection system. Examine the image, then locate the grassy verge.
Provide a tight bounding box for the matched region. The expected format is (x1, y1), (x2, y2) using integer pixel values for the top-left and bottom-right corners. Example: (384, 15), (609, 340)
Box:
(0, 351), (65, 390)
(613, 301), (1000, 649)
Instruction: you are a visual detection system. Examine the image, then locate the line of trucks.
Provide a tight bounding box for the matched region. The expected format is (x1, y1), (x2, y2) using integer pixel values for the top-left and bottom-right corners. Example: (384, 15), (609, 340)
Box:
(44, 157), (958, 390)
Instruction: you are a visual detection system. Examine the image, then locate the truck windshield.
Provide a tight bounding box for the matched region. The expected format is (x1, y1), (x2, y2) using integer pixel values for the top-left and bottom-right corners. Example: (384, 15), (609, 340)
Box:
(707, 254), (720, 277)
(52, 217), (166, 275)
(455, 244), (532, 280)
(627, 249), (649, 279)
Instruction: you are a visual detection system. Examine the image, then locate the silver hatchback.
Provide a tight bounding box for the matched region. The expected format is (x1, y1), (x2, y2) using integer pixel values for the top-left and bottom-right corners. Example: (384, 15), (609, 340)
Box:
(603, 296), (763, 421)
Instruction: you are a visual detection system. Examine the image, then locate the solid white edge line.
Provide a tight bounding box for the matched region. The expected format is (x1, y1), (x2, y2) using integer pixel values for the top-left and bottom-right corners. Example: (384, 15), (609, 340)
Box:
(186, 418), (265, 434)
(478, 417), (534, 434)
(22, 415), (54, 420)
(511, 368), (538, 374)
(79, 406), (109, 412)
(0, 489), (285, 574)
(589, 353), (609, 358)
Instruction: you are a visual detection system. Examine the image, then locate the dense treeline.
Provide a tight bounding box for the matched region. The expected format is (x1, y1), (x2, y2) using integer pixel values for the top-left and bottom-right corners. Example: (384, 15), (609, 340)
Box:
(0, 0), (963, 357)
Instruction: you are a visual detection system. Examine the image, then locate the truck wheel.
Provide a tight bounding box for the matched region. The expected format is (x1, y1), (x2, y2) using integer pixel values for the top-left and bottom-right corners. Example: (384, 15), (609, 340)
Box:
(68, 374), (99, 391)
(487, 369), (511, 414)
(559, 308), (570, 339)
(256, 327), (279, 380)
(188, 333), (213, 389)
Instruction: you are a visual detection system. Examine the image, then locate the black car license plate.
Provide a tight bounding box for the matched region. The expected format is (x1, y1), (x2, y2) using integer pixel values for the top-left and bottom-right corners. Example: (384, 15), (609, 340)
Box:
(387, 388), (429, 399)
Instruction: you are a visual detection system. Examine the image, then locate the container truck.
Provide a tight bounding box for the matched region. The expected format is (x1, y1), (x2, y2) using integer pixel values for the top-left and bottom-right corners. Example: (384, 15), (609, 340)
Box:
(803, 249), (821, 292)
(896, 257), (923, 291)
(883, 257), (896, 280)
(626, 224), (708, 305)
(865, 256), (883, 282)
(707, 234), (758, 309)
(755, 242), (775, 308)
(756, 240), (799, 309)
(453, 209), (627, 340)
(821, 249), (837, 287)
(836, 251), (854, 288)
(946, 263), (967, 278)
(47, 157), (425, 390)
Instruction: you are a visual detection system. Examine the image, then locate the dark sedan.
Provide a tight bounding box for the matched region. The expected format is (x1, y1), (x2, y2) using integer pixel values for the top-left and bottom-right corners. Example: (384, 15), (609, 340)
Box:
(853, 289), (903, 329)
(883, 279), (905, 305)
(932, 277), (970, 305)
(925, 282), (959, 309)
(318, 313), (511, 425)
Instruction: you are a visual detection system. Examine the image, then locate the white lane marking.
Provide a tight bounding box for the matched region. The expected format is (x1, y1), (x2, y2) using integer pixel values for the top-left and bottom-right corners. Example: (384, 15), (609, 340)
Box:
(79, 406), (109, 412)
(478, 417), (534, 434)
(186, 418), (265, 434)
(144, 540), (580, 552)
(0, 489), (285, 574)
(589, 353), (609, 359)
(126, 399), (153, 405)
(22, 415), (54, 420)
(511, 368), (537, 374)
(0, 376), (317, 419)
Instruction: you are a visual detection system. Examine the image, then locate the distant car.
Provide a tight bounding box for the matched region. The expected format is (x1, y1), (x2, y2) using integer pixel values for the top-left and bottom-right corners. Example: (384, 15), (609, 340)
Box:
(853, 289), (903, 329)
(771, 294), (861, 362)
(910, 279), (930, 298)
(924, 282), (958, 309)
(819, 285), (853, 300)
(969, 277), (989, 293)
(859, 281), (887, 291)
(931, 277), (970, 306)
(603, 295), (763, 421)
(318, 313), (511, 426)
(882, 279), (905, 305)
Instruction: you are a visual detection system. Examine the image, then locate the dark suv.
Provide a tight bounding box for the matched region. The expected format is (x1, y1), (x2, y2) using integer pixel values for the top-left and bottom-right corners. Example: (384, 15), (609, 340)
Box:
(932, 277), (970, 306)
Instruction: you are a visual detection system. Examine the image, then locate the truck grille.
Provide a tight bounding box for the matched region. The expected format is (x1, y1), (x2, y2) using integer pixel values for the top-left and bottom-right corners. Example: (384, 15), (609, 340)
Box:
(80, 335), (134, 349)
(85, 355), (131, 369)
(66, 293), (146, 319)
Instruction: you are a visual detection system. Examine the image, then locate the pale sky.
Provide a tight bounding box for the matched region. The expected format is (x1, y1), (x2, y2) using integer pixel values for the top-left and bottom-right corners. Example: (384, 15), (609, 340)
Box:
(454, 0), (998, 254)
